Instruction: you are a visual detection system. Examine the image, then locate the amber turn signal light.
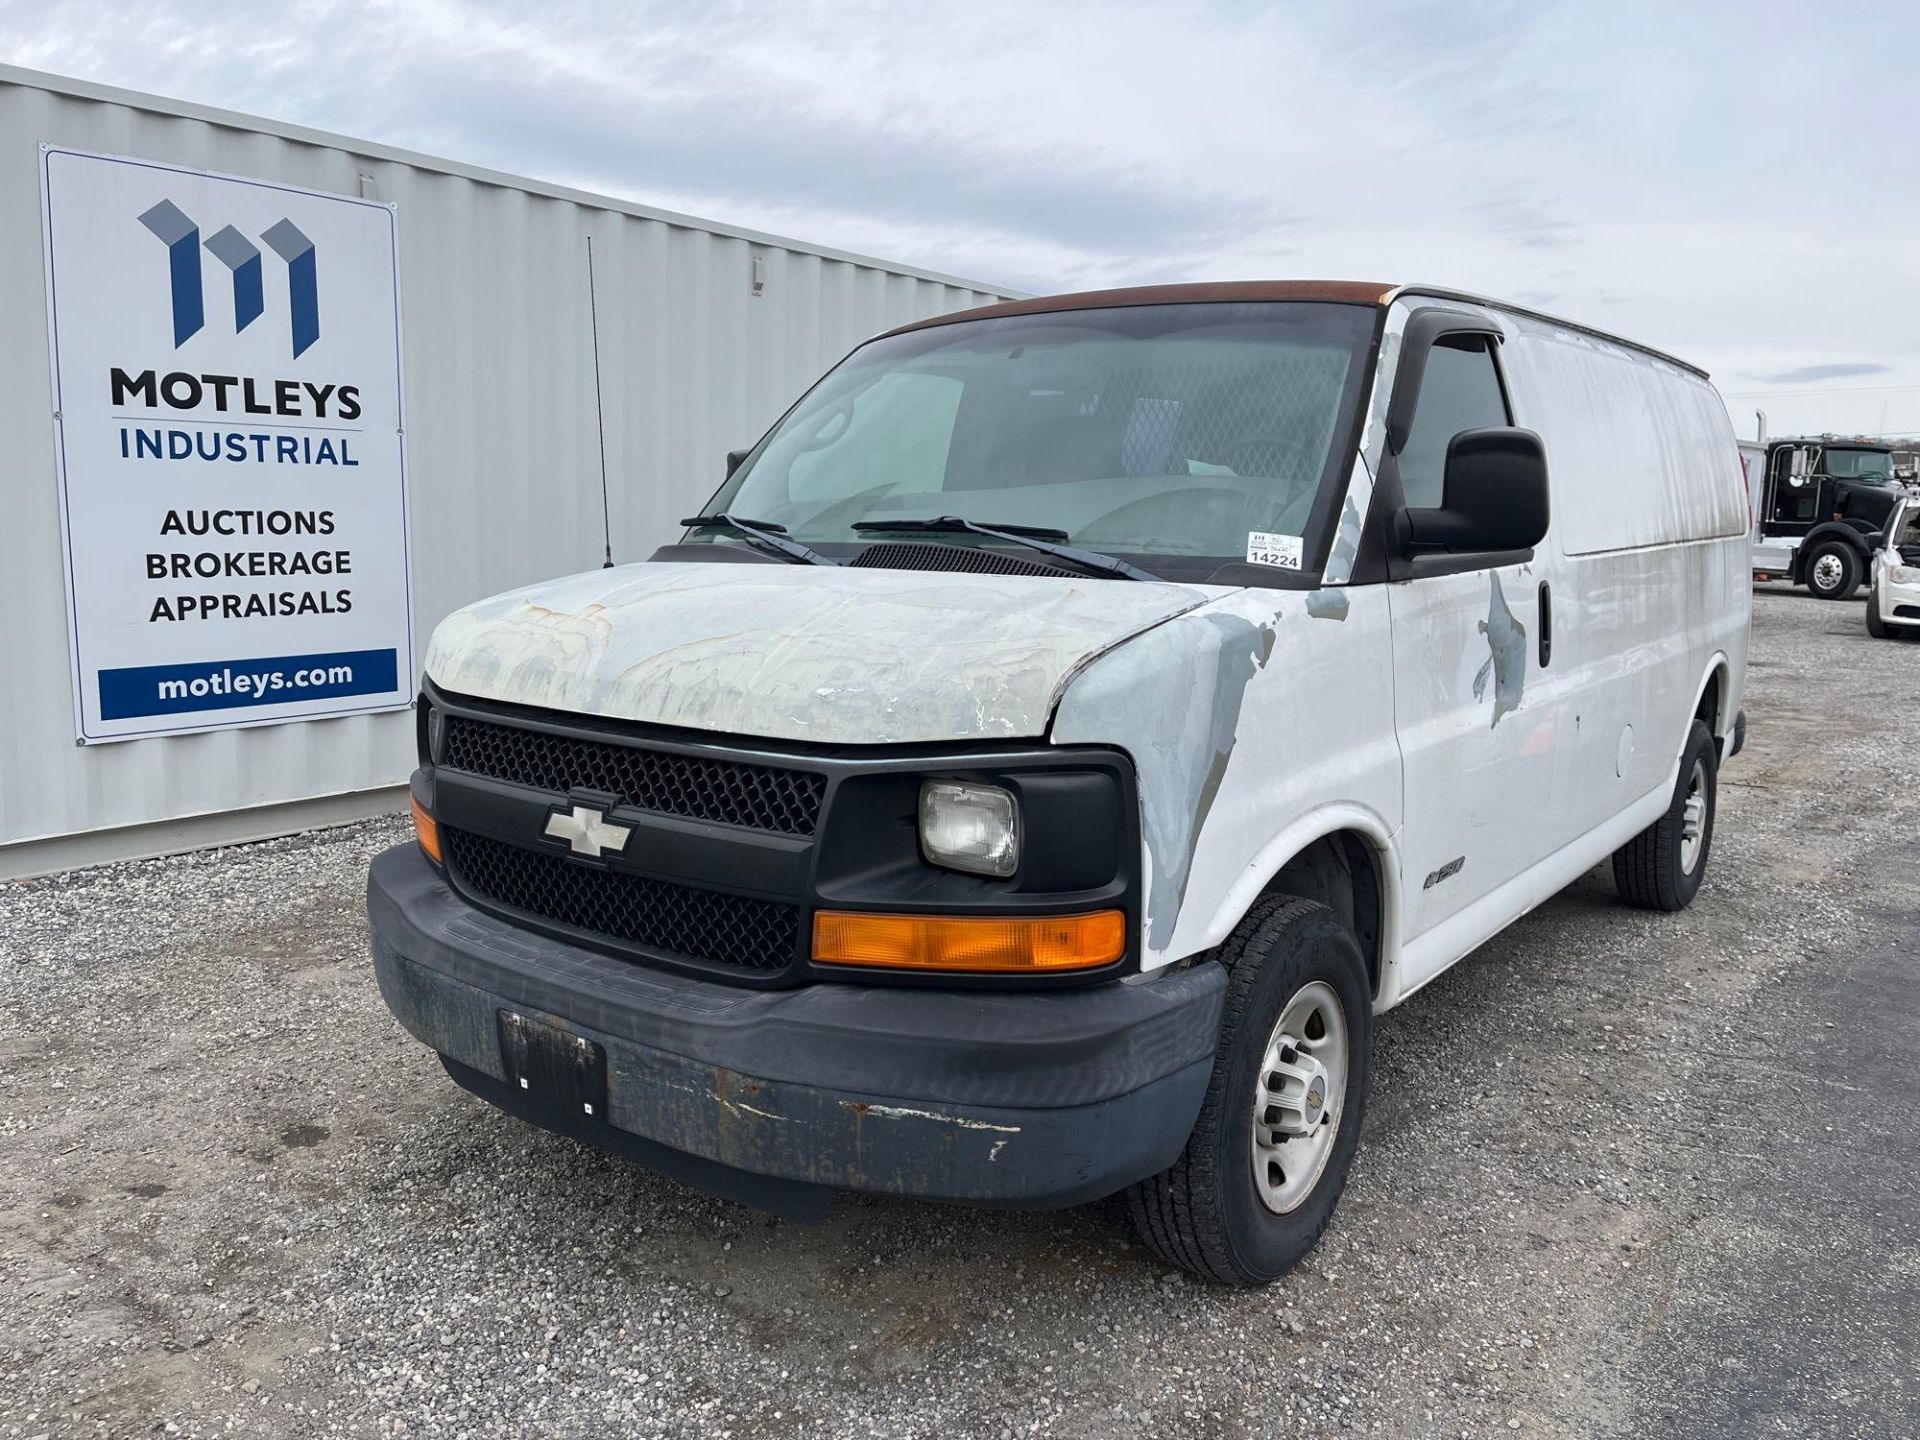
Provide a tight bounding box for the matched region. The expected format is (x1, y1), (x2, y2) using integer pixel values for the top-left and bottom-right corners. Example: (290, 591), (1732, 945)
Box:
(812, 909), (1125, 974)
(411, 794), (443, 865)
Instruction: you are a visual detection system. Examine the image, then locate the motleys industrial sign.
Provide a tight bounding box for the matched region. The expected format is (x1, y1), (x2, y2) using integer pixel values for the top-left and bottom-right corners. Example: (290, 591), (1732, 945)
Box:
(39, 147), (412, 743)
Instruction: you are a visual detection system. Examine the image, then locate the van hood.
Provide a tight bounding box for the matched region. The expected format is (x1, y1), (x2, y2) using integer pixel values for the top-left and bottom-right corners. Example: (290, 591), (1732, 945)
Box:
(423, 562), (1218, 745)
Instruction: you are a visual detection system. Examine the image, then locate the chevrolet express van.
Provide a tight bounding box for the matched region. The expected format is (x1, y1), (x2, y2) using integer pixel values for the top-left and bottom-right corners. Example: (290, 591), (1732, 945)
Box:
(370, 281), (1751, 1286)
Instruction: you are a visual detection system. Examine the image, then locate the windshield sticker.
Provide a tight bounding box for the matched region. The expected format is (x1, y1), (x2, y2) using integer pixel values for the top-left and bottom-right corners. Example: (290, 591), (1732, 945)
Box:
(1246, 531), (1303, 569)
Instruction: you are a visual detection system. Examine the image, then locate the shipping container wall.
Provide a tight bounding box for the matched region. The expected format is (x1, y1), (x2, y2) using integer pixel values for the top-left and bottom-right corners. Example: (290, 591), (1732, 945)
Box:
(0, 68), (1013, 872)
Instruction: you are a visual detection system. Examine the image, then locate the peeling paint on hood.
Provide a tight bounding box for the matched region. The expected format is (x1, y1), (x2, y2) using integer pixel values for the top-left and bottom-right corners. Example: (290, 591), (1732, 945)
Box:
(424, 562), (1218, 744)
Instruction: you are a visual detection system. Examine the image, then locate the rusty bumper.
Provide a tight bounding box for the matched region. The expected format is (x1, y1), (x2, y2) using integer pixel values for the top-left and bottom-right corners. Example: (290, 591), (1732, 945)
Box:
(366, 844), (1224, 1215)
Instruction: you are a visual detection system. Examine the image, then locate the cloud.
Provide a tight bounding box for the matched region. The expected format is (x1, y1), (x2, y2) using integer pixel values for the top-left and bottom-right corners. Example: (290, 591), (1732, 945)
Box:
(1750, 362), (1893, 385)
(5, 0), (1919, 433)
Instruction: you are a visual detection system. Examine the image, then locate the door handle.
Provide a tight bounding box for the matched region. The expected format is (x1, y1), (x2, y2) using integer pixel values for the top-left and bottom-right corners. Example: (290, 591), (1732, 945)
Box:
(1538, 581), (1552, 667)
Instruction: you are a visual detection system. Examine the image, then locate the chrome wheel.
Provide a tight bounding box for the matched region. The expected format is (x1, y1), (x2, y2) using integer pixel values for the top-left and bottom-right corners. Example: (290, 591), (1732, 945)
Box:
(1810, 552), (1845, 593)
(1250, 980), (1348, 1214)
(1679, 758), (1709, 875)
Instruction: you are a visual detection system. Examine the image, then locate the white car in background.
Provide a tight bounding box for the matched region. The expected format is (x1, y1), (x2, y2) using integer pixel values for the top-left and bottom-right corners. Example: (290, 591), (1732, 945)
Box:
(1866, 495), (1920, 639)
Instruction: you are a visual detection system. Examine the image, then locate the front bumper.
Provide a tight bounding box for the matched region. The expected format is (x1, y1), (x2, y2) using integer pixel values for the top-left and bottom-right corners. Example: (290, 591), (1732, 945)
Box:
(367, 844), (1224, 1215)
(1874, 571), (1920, 626)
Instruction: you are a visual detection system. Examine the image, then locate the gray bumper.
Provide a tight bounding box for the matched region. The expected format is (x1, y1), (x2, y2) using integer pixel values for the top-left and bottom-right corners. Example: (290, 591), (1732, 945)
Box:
(366, 844), (1224, 1211)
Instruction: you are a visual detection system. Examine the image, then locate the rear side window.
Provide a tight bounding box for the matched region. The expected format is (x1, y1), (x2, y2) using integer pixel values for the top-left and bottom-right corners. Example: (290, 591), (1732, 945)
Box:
(1397, 339), (1510, 509)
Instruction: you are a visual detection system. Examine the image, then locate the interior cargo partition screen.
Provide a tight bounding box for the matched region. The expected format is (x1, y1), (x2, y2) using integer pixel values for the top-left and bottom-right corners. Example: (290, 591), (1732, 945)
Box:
(39, 147), (414, 743)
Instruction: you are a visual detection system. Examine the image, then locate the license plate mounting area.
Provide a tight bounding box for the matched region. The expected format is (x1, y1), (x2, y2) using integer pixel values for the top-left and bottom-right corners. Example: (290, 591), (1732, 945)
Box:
(497, 1010), (608, 1122)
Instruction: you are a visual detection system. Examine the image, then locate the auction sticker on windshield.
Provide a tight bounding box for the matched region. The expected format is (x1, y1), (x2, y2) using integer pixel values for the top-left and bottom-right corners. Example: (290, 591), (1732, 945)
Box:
(1245, 531), (1303, 569)
(39, 146), (412, 743)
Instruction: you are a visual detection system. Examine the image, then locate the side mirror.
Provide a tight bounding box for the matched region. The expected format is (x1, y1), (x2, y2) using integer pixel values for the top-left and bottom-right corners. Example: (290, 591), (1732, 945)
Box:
(1396, 427), (1550, 559)
(725, 447), (751, 479)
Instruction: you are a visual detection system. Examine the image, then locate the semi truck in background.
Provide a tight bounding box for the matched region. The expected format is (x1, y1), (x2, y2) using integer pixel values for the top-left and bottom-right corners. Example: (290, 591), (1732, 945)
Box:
(1743, 435), (1906, 599)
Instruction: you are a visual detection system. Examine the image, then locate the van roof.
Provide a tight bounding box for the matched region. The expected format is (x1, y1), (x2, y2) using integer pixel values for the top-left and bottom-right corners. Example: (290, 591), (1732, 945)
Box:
(880, 280), (1709, 380)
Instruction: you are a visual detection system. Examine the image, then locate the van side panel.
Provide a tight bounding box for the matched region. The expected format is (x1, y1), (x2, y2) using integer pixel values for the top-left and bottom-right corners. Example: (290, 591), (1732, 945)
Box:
(1497, 315), (1749, 912)
(1384, 305), (1748, 1001)
(1050, 586), (1401, 972)
(1053, 303), (1748, 1002)
(1499, 318), (1749, 555)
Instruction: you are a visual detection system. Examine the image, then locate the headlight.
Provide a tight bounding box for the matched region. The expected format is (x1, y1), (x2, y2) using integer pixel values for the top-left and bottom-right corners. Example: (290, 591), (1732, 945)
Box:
(1891, 563), (1920, 584)
(919, 780), (1019, 877)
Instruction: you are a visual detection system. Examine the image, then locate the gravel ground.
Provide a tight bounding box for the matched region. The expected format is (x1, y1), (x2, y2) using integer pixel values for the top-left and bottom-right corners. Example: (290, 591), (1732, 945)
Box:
(3, 586), (1917, 1440)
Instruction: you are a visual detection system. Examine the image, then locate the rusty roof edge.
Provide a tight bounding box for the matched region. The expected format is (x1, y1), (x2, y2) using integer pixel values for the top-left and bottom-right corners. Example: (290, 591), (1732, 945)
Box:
(876, 280), (1394, 339)
(870, 278), (1715, 385)
(1387, 284), (1711, 381)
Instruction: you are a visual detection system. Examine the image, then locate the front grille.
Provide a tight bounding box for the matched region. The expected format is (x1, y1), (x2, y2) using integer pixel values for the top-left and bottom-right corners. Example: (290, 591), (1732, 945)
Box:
(444, 828), (798, 974)
(444, 714), (825, 836)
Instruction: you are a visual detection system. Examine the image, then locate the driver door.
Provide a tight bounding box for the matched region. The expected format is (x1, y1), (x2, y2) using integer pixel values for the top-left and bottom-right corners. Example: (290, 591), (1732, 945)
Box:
(1758, 443), (1817, 572)
(1386, 334), (1558, 988)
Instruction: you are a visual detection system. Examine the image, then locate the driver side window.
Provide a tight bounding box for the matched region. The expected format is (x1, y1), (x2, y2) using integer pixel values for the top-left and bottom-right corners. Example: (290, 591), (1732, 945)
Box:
(1768, 448), (1818, 523)
(1398, 338), (1510, 509)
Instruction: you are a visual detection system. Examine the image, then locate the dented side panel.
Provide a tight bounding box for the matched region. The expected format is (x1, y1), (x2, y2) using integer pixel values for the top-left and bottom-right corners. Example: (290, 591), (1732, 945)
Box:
(1387, 295), (1749, 996)
(1386, 555), (1552, 957)
(1060, 293), (1749, 1005)
(1051, 587), (1401, 969)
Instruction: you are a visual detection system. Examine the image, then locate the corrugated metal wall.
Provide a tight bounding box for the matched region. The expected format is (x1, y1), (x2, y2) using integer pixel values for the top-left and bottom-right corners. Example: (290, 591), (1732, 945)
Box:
(0, 67), (1013, 873)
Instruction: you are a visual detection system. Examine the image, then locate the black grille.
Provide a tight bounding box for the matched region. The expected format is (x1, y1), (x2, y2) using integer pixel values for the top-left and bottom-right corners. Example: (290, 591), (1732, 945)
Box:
(443, 715), (825, 836)
(851, 541), (1083, 578)
(445, 828), (798, 974)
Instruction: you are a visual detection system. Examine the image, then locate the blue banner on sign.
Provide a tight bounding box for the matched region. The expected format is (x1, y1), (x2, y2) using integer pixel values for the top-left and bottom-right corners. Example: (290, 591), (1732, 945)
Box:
(98, 648), (399, 720)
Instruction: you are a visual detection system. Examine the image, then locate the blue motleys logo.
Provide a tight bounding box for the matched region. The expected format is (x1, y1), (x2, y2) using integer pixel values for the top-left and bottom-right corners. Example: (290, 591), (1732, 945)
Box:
(138, 200), (319, 358)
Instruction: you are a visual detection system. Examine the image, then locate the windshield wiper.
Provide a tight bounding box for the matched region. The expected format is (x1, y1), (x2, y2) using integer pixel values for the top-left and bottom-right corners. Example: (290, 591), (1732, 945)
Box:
(850, 515), (1158, 582)
(680, 513), (841, 567)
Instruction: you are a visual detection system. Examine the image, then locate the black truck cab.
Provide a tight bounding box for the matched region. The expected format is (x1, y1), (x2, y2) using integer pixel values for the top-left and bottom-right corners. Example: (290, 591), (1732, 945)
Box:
(1755, 439), (1905, 599)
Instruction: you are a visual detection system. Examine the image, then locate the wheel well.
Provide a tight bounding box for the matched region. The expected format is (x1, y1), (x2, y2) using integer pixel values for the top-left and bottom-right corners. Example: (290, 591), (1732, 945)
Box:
(1258, 831), (1384, 999)
(1695, 668), (1723, 740)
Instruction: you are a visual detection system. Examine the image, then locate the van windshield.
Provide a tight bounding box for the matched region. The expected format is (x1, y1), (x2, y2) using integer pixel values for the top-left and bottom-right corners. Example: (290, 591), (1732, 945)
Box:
(696, 301), (1376, 578)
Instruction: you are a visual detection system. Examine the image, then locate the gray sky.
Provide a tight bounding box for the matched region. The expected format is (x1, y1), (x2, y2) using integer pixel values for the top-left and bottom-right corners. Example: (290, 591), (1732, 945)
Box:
(9, 0), (1917, 438)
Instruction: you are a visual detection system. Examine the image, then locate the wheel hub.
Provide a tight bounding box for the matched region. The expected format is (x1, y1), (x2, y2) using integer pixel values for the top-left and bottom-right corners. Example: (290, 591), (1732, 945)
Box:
(1679, 758), (1708, 874)
(1812, 553), (1844, 590)
(1260, 1044), (1333, 1136)
(1249, 979), (1349, 1215)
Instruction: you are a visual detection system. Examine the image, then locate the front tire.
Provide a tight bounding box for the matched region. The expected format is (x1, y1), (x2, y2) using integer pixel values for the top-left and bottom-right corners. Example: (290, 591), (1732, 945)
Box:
(1613, 719), (1718, 911)
(1866, 584), (1893, 638)
(1127, 897), (1372, 1287)
(1803, 541), (1861, 600)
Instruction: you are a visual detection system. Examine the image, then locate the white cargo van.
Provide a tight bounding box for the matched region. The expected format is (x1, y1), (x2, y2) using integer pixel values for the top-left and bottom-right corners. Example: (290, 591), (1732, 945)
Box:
(370, 281), (1751, 1286)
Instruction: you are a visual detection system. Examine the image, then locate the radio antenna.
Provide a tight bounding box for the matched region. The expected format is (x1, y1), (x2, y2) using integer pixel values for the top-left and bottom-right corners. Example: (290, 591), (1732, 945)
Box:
(587, 235), (614, 568)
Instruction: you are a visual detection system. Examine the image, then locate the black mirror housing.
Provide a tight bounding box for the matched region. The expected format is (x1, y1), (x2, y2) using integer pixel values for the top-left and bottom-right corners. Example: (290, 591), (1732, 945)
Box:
(1397, 427), (1550, 558)
(725, 447), (751, 479)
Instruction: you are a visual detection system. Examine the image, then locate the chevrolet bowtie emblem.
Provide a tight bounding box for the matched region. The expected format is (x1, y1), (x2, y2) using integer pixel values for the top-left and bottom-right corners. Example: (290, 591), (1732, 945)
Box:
(544, 804), (632, 858)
